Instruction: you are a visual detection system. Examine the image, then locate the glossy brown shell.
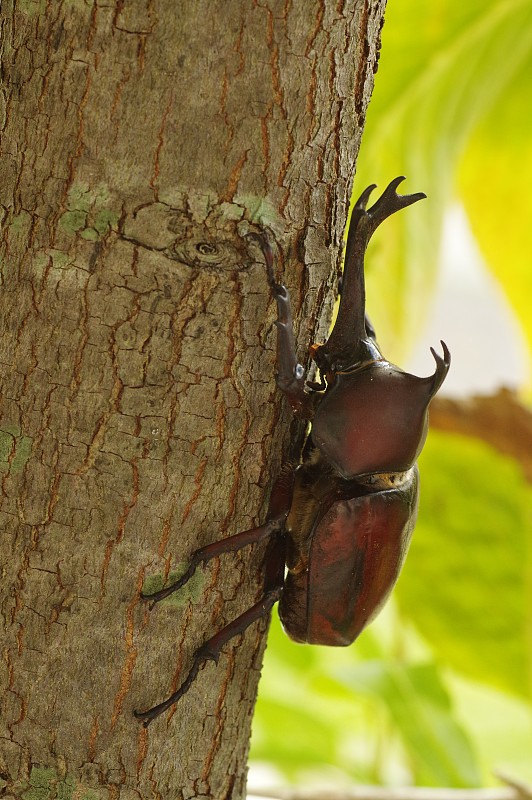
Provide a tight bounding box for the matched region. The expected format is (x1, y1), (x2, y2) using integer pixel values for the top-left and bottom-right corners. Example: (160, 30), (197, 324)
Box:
(311, 364), (436, 478)
(278, 467), (419, 645)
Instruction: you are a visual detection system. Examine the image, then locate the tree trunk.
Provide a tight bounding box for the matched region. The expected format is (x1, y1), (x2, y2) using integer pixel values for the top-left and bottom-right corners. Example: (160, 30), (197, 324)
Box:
(0, 2), (385, 798)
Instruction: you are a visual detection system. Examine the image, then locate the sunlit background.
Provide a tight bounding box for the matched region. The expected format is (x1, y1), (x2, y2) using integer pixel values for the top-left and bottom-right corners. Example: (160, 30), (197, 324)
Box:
(249, 0), (532, 794)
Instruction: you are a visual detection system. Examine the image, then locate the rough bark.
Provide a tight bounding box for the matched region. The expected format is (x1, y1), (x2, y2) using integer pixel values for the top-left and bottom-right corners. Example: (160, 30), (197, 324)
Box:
(0, 2), (385, 798)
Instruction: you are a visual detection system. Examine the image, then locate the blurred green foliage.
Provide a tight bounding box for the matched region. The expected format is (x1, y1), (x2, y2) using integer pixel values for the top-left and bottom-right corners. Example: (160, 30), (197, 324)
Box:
(249, 0), (532, 790)
(355, 0), (532, 363)
(400, 433), (531, 699)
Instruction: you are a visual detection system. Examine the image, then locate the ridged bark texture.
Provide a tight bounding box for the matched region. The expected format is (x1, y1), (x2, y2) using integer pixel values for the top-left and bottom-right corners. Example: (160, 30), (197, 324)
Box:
(0, 1), (385, 798)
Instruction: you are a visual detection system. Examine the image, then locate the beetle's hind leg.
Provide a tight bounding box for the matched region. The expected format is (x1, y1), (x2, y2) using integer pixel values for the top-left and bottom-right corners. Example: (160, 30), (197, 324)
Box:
(141, 468), (295, 607)
(135, 525), (286, 728)
(135, 472), (294, 725)
(134, 583), (283, 727)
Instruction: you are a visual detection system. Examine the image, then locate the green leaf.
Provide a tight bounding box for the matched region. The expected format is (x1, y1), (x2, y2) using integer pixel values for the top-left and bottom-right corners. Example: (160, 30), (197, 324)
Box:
(397, 431), (532, 697)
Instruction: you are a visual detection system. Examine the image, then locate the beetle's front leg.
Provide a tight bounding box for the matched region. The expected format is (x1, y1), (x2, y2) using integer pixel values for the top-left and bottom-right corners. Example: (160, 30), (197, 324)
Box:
(248, 232), (312, 418)
(272, 282), (310, 412)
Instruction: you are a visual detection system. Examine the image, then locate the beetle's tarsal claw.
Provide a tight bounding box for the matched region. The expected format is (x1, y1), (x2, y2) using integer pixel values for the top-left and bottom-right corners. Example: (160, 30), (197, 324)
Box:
(196, 645), (220, 665)
(140, 557), (201, 606)
(134, 658), (204, 726)
(272, 285), (291, 325)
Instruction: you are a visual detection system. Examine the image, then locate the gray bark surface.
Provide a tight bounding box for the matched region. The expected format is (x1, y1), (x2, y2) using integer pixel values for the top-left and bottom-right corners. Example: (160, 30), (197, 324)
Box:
(0, 2), (385, 798)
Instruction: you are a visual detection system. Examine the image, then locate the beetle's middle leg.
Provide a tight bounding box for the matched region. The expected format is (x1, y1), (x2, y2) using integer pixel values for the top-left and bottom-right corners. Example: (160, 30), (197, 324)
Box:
(141, 467), (295, 607)
(141, 514), (287, 607)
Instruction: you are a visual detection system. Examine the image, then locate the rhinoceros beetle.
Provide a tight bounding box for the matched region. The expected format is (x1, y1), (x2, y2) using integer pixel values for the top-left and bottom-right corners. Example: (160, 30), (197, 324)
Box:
(134, 177), (450, 727)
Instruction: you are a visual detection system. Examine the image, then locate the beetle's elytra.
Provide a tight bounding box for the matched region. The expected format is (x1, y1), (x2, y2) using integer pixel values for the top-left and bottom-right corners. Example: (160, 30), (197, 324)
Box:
(134, 177), (450, 727)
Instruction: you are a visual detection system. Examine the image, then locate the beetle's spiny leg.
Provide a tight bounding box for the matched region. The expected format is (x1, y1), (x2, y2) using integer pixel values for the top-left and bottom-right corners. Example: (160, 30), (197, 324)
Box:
(273, 285), (305, 386)
(134, 586), (283, 727)
(141, 515), (287, 608)
(247, 229), (312, 417)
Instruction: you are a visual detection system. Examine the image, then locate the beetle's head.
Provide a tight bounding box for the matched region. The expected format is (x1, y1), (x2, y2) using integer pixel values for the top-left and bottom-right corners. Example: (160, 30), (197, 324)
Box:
(311, 335), (384, 385)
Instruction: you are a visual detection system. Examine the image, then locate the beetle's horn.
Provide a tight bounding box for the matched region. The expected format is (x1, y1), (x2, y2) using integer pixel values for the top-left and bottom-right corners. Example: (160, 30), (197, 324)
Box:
(316, 178), (426, 372)
(429, 340), (451, 397)
(365, 176), (426, 236)
(353, 183), (377, 210)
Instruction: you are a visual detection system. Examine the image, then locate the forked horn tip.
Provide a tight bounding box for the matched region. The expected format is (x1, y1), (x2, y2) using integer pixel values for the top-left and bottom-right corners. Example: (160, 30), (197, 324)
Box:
(388, 176), (426, 205)
(430, 341), (451, 364)
(429, 341), (451, 393)
(390, 175), (406, 189)
(354, 183), (377, 210)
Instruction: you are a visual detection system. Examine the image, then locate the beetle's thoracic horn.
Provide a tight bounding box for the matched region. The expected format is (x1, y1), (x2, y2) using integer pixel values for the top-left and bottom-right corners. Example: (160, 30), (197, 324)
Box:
(429, 340), (451, 396)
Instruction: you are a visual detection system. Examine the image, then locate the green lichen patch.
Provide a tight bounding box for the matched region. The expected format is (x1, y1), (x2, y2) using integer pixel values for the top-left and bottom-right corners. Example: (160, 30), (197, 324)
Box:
(0, 429), (33, 474)
(233, 193), (282, 227)
(9, 210), (33, 233)
(15, 768), (105, 800)
(33, 251), (51, 274)
(59, 183), (119, 241)
(16, 0), (47, 16)
(56, 777), (75, 800)
(49, 250), (72, 269)
(59, 210), (87, 235)
(21, 766), (64, 800)
(21, 768), (107, 800)
(5, 210), (33, 253)
(79, 228), (99, 241)
(0, 430), (16, 463)
(142, 562), (206, 608)
(93, 208), (120, 235)
(3, 423), (22, 436)
(79, 791), (101, 800)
